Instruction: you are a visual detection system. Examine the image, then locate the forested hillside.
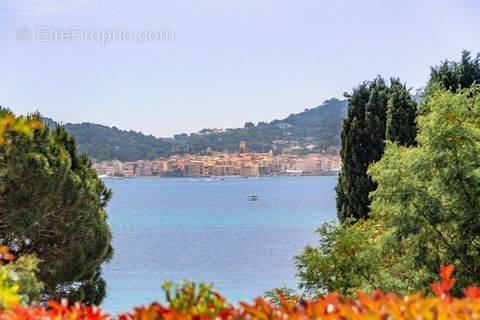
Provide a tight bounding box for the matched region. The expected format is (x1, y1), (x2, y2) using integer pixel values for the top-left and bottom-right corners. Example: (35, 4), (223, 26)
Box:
(46, 98), (347, 161)
(173, 98), (347, 154)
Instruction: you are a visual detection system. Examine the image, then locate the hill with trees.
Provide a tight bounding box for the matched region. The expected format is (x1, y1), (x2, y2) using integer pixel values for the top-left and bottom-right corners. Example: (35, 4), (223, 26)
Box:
(47, 120), (173, 162)
(172, 98), (347, 155)
(46, 98), (348, 161)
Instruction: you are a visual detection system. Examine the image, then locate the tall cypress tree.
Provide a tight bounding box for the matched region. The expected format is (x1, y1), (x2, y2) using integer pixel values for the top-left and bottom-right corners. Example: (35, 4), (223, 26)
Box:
(336, 83), (369, 221)
(336, 77), (389, 221)
(336, 77), (416, 222)
(386, 78), (417, 146)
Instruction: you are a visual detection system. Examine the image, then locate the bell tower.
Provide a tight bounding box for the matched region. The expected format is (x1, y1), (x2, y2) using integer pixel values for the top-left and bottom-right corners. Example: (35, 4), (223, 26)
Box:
(239, 141), (247, 154)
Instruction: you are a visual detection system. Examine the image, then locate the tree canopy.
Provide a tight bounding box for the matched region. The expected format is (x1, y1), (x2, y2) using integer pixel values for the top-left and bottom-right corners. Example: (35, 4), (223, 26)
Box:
(298, 52), (480, 296)
(297, 84), (480, 297)
(369, 86), (480, 292)
(386, 78), (417, 146)
(428, 50), (480, 93)
(0, 112), (112, 305)
(336, 77), (417, 221)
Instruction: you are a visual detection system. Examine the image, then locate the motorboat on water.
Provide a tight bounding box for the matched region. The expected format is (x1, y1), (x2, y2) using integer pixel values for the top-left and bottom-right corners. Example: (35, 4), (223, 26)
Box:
(248, 194), (259, 201)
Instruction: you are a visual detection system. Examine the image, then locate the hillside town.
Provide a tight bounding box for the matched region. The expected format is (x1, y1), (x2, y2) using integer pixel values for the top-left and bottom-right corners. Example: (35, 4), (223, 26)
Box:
(93, 141), (341, 178)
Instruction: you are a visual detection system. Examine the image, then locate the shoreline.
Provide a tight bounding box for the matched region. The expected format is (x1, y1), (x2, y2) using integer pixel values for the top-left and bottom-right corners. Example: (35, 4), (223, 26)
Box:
(99, 173), (339, 179)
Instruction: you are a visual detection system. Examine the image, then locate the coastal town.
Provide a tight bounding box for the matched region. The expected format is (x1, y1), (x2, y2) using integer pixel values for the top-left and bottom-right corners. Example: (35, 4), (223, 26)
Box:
(93, 141), (341, 178)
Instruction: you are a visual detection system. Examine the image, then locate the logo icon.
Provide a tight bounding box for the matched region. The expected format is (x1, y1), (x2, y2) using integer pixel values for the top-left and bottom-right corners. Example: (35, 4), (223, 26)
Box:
(17, 26), (32, 42)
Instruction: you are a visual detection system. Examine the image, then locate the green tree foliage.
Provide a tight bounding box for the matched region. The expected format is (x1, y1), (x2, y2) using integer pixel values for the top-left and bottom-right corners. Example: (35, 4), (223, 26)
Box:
(295, 220), (380, 296)
(336, 77), (417, 221)
(428, 51), (480, 93)
(369, 87), (480, 292)
(179, 98), (347, 154)
(161, 281), (229, 317)
(336, 82), (374, 221)
(386, 79), (417, 146)
(47, 120), (172, 162)
(0, 114), (113, 305)
(0, 110), (41, 144)
(297, 86), (480, 296)
(244, 122), (255, 129)
(0, 255), (43, 307)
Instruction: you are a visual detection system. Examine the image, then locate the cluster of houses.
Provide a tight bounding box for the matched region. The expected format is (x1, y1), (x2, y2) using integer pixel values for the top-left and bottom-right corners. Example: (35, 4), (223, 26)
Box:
(93, 149), (340, 178)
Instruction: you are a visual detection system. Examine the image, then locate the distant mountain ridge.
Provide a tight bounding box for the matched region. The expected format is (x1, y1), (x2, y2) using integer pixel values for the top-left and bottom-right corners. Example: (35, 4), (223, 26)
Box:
(45, 98), (348, 161)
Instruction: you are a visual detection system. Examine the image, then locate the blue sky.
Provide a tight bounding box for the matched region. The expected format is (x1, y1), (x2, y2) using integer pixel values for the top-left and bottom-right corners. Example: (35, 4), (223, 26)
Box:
(1, 0), (479, 137)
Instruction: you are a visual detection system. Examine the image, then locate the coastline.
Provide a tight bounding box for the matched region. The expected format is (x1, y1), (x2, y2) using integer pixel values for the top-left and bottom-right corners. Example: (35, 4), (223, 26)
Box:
(99, 173), (339, 179)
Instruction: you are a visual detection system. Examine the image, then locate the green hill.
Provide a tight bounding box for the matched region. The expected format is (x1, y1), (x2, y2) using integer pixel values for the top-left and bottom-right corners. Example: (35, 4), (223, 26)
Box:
(44, 120), (173, 161)
(46, 98), (347, 161)
(173, 98), (347, 154)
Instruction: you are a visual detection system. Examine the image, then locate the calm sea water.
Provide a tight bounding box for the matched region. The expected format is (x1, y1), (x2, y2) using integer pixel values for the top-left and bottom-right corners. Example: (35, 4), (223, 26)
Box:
(101, 176), (337, 314)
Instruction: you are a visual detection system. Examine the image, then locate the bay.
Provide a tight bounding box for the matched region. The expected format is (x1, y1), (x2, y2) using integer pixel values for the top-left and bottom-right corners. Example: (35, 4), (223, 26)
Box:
(101, 176), (337, 313)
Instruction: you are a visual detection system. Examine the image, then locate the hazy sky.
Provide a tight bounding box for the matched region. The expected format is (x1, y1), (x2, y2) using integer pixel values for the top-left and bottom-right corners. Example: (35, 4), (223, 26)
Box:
(1, 0), (479, 137)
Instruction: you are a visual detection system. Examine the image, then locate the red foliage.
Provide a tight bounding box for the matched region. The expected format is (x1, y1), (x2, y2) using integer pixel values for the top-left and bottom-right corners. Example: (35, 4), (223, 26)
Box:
(0, 247), (15, 263)
(3, 266), (480, 319)
(0, 300), (109, 320)
(430, 265), (456, 299)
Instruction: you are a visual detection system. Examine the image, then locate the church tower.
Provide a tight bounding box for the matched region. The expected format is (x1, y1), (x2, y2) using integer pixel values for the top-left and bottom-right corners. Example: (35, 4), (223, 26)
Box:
(239, 141), (247, 154)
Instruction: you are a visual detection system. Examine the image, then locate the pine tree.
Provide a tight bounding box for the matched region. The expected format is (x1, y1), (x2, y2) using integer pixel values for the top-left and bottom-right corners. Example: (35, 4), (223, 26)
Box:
(0, 115), (113, 305)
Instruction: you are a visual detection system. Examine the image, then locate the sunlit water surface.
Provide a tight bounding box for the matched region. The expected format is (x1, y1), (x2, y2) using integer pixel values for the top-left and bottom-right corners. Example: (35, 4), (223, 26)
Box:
(101, 176), (337, 313)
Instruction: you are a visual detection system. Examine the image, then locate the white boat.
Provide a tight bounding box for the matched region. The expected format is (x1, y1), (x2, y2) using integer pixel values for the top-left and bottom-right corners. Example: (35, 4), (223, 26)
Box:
(248, 194), (259, 201)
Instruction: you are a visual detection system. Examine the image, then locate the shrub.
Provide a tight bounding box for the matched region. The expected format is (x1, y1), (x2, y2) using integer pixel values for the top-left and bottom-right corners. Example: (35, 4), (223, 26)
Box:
(0, 266), (480, 319)
(0, 110), (41, 144)
(121, 266), (480, 319)
(0, 247), (42, 308)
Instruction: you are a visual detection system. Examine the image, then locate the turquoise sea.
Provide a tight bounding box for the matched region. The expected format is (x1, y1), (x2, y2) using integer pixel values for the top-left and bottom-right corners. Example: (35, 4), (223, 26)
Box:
(101, 176), (337, 313)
